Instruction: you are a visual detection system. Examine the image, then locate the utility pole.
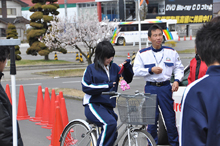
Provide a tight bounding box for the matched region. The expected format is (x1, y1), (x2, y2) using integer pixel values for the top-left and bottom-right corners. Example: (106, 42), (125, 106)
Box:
(1, 0), (7, 18)
(64, 0), (67, 17)
(138, 0), (141, 50)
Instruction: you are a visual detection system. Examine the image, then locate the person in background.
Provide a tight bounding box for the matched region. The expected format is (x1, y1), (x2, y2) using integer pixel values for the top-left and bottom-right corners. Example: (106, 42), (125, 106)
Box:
(0, 46), (23, 146)
(187, 16), (220, 86)
(81, 40), (133, 146)
(187, 47), (207, 85)
(180, 18), (220, 146)
(133, 24), (184, 146)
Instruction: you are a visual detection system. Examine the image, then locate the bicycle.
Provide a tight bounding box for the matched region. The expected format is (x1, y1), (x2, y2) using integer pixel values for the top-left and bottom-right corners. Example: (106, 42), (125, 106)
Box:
(59, 91), (157, 146)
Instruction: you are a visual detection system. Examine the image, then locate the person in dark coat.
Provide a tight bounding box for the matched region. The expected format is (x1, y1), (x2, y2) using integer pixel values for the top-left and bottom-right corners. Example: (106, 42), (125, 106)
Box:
(82, 41), (133, 146)
(180, 18), (220, 146)
(0, 46), (23, 146)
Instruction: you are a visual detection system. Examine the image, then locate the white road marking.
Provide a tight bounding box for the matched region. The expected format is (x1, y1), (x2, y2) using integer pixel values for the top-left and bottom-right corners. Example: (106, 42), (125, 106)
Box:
(63, 77), (141, 84)
(62, 81), (81, 83)
(13, 83), (42, 86)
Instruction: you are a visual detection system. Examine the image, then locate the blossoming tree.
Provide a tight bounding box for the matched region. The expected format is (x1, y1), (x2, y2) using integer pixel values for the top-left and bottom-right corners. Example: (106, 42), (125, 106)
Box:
(43, 12), (119, 65)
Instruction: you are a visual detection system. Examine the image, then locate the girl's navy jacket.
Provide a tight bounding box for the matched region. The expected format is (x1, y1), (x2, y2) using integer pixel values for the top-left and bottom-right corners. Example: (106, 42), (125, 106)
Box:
(82, 60), (133, 108)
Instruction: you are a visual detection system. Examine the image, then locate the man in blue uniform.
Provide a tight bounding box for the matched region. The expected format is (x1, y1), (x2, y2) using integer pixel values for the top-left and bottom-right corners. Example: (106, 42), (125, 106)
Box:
(180, 19), (220, 146)
(133, 24), (184, 146)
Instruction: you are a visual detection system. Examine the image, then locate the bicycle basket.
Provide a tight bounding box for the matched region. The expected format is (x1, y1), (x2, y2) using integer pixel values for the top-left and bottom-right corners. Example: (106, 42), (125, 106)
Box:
(117, 93), (157, 125)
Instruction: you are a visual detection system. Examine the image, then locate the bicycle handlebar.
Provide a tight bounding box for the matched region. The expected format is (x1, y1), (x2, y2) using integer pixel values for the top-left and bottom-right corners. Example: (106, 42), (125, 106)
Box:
(102, 91), (119, 96)
(102, 91), (154, 99)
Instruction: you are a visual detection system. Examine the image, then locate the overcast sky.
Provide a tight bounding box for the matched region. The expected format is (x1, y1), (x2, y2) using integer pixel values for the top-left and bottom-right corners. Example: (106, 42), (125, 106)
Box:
(214, 0), (220, 2)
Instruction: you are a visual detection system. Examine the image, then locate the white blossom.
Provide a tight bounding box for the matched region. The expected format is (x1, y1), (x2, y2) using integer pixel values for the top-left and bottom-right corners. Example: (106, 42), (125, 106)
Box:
(42, 11), (119, 64)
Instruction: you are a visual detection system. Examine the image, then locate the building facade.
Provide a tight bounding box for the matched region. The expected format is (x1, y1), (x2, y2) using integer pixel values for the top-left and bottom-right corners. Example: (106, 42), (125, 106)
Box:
(0, 0), (29, 40)
(73, 0), (213, 36)
(21, 0), (77, 21)
(20, 0), (214, 37)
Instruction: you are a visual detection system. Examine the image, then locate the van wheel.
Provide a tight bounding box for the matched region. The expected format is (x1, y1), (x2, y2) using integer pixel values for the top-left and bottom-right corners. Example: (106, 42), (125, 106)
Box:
(117, 37), (125, 45)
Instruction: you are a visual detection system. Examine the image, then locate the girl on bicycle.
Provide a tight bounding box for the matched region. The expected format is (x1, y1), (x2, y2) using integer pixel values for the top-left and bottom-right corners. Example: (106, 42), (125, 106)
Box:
(81, 40), (133, 146)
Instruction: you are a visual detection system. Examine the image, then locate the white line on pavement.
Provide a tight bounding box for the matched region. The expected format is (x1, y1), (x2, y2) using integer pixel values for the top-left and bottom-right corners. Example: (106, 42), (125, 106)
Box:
(62, 81), (81, 83)
(14, 83), (42, 86)
(63, 77), (141, 84)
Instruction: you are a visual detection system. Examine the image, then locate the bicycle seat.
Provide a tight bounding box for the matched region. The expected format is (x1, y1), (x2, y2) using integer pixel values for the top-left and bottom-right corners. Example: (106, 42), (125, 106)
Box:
(86, 119), (97, 126)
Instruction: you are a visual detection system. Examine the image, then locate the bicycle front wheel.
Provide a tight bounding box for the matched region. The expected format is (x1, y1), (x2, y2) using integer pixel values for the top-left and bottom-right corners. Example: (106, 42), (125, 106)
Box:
(60, 120), (97, 146)
(122, 129), (156, 146)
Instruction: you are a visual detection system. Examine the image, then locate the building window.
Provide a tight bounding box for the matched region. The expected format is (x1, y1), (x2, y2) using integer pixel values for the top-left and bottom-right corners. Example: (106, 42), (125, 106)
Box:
(147, 0), (165, 16)
(125, 1), (135, 20)
(169, 24), (176, 31)
(148, 4), (158, 14)
(101, 2), (119, 21)
(0, 28), (6, 37)
(0, 8), (16, 15)
(78, 3), (97, 17)
(17, 29), (21, 37)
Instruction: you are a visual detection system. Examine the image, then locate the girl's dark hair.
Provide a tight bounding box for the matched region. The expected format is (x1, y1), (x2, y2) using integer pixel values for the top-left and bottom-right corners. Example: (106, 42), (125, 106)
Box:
(94, 41), (115, 69)
(0, 46), (10, 62)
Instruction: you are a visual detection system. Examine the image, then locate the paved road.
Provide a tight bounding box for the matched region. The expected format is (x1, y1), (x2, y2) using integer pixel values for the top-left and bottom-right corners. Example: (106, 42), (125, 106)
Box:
(1, 40), (195, 146)
(1, 76), (146, 146)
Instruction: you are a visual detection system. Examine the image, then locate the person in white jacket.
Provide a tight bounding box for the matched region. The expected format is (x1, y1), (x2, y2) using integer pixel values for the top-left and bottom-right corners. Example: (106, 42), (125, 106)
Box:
(133, 24), (184, 146)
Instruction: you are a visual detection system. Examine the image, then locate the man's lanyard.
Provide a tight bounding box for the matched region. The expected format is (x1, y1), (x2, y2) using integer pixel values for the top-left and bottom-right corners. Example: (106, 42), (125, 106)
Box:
(152, 49), (164, 66)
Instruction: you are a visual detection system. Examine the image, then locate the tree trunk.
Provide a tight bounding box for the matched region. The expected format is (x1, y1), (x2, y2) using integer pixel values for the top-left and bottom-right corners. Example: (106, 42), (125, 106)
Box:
(45, 55), (49, 60)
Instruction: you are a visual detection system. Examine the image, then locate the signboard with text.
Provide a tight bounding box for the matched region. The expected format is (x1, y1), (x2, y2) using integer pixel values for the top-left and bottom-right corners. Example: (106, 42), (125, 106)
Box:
(155, 0), (213, 24)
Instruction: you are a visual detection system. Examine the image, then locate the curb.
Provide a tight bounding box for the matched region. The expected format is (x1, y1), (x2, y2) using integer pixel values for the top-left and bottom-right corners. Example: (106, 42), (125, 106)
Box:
(4, 63), (87, 71)
(56, 51), (76, 54)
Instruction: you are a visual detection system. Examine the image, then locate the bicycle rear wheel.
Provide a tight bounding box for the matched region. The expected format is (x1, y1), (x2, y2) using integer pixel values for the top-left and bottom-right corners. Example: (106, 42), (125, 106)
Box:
(122, 129), (156, 146)
(60, 120), (97, 146)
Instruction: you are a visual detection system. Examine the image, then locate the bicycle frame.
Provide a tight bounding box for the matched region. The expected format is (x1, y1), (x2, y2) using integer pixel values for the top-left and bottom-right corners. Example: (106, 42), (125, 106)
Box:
(94, 117), (144, 146)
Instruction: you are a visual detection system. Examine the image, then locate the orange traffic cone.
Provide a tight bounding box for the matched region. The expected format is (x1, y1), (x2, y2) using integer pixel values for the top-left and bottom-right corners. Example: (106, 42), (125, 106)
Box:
(46, 100), (59, 140)
(190, 35), (192, 40)
(36, 87), (50, 125)
(178, 36), (180, 41)
(5, 84), (12, 104)
(56, 95), (60, 106)
(42, 89), (56, 129)
(17, 85), (30, 120)
(50, 106), (64, 146)
(60, 98), (69, 128)
(30, 86), (44, 122)
(46, 101), (59, 140)
(127, 53), (130, 59)
(59, 91), (63, 99)
(119, 63), (123, 68)
(184, 36), (186, 41)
